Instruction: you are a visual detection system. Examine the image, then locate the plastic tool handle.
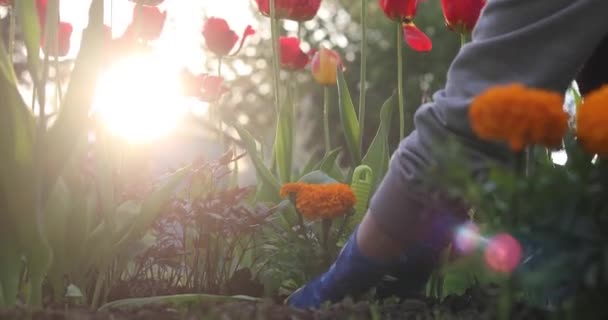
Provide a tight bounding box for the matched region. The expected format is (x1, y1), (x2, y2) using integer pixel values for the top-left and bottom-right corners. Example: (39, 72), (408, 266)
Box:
(350, 165), (373, 221)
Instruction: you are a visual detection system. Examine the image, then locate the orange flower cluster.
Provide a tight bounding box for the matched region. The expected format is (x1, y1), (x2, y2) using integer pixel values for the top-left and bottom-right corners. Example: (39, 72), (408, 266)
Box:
(469, 84), (569, 152)
(577, 85), (608, 157)
(280, 182), (357, 220)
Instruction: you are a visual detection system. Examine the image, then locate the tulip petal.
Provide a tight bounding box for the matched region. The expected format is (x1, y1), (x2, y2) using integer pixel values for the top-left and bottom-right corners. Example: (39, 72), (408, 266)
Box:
(403, 23), (432, 52)
(229, 25), (255, 56)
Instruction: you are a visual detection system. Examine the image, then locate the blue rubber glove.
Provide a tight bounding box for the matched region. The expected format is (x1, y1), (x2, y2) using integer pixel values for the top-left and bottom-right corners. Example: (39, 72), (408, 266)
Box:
(286, 227), (389, 309)
(376, 211), (465, 300)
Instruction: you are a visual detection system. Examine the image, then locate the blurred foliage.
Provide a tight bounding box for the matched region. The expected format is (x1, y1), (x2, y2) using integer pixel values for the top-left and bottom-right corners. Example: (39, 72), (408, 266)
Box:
(434, 123), (608, 318)
(212, 0), (459, 163)
(113, 151), (273, 299)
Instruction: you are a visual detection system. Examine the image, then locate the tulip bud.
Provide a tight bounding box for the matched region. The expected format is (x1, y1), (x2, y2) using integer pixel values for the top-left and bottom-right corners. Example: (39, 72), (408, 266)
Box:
(128, 0), (164, 6)
(311, 48), (343, 86)
(202, 17), (255, 57)
(441, 0), (486, 35)
(255, 0), (322, 22)
(378, 0), (417, 22)
(280, 37), (311, 71)
(41, 22), (73, 57)
(131, 4), (167, 41)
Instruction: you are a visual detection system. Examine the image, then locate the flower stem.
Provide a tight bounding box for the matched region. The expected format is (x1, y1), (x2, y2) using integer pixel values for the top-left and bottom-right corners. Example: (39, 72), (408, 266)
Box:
(321, 218), (333, 268)
(323, 86), (331, 154)
(217, 56), (224, 150)
(397, 23), (405, 140)
(217, 55), (223, 75)
(460, 32), (467, 47)
(358, 0), (368, 150)
(270, 0), (281, 114)
(8, 7), (15, 63)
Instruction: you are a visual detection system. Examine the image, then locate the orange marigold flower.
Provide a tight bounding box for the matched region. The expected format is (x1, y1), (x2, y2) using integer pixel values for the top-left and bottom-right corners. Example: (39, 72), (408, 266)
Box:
(280, 183), (356, 220)
(576, 85), (608, 157)
(469, 83), (569, 152)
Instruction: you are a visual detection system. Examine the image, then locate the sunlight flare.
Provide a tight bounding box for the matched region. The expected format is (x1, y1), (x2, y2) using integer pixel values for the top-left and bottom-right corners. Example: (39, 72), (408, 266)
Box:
(93, 53), (188, 143)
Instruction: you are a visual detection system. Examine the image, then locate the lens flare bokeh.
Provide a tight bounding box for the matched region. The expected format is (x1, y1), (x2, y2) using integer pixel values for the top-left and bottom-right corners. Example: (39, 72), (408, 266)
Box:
(484, 233), (522, 273)
(454, 221), (481, 254)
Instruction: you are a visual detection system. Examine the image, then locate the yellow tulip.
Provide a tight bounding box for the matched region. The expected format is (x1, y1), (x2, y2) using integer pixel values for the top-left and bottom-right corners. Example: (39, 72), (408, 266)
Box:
(311, 48), (343, 86)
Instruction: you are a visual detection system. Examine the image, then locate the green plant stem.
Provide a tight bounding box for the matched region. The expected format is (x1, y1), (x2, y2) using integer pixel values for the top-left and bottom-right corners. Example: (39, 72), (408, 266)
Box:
(498, 278), (513, 320)
(358, 0), (368, 150)
(217, 57), (225, 150)
(323, 86), (331, 154)
(8, 7), (15, 62)
(460, 33), (467, 47)
(321, 218), (332, 268)
(397, 23), (405, 140)
(0, 246), (21, 307)
(91, 271), (105, 309)
(269, 0), (281, 175)
(28, 272), (44, 306)
(334, 213), (350, 245)
(269, 0), (281, 114)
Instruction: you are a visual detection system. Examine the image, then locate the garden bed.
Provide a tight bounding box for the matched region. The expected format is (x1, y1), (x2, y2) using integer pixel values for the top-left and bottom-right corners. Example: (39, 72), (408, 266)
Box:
(0, 285), (549, 320)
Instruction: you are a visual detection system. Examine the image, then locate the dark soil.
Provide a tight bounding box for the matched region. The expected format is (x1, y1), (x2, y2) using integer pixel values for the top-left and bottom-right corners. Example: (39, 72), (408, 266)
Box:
(0, 285), (550, 320)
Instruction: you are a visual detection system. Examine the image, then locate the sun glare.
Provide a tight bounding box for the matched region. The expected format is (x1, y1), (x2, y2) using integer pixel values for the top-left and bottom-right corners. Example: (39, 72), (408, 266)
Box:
(93, 54), (188, 143)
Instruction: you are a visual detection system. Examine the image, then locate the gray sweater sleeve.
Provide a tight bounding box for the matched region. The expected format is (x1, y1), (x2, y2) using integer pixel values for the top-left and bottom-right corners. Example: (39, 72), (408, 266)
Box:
(369, 0), (608, 242)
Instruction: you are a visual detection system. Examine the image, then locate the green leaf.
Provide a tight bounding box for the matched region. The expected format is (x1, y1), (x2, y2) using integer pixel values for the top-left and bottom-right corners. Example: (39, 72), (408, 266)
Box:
(361, 93), (396, 189)
(234, 124), (281, 200)
(45, 177), (71, 269)
(115, 167), (189, 249)
(337, 69), (361, 164)
(99, 294), (261, 312)
(46, 0), (105, 187)
(16, 0), (41, 82)
(319, 148), (342, 173)
(0, 40), (35, 168)
(274, 91), (294, 183)
(297, 153), (320, 180)
(298, 170), (339, 184)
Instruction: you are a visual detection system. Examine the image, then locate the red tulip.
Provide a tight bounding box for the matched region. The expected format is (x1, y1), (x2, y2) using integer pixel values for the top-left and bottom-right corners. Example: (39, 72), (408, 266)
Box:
(41, 21), (73, 57)
(441, 0), (486, 34)
(378, 0), (431, 52)
(129, 4), (167, 41)
(128, 0), (164, 6)
(102, 25), (152, 65)
(280, 37), (311, 71)
(0, 0), (12, 7)
(202, 17), (255, 57)
(180, 69), (228, 102)
(378, 0), (417, 22)
(36, 0), (48, 26)
(35, 0), (73, 57)
(403, 23), (432, 52)
(255, 0), (322, 22)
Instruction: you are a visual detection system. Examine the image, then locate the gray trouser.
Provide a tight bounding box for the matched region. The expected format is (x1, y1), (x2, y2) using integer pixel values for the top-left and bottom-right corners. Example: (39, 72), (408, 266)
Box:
(369, 0), (608, 242)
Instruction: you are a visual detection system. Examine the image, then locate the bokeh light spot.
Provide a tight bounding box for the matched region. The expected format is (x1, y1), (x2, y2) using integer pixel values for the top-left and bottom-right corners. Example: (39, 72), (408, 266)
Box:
(454, 221), (481, 254)
(484, 233), (522, 273)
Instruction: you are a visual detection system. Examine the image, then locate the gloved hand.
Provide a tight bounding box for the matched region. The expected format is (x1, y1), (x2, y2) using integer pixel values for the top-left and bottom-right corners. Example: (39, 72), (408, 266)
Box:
(286, 227), (389, 309)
